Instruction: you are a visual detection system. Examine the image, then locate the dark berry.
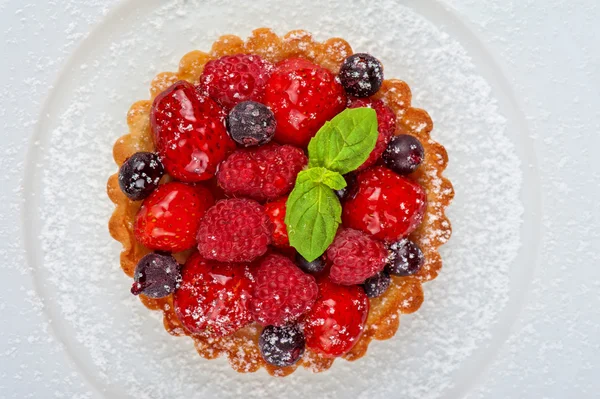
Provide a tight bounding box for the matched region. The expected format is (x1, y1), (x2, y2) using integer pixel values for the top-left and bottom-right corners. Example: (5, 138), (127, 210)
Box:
(226, 101), (276, 147)
(295, 253), (325, 274)
(338, 53), (384, 97)
(259, 324), (305, 367)
(118, 152), (164, 201)
(334, 173), (357, 201)
(363, 270), (391, 298)
(382, 134), (425, 175)
(386, 239), (425, 276)
(131, 253), (181, 298)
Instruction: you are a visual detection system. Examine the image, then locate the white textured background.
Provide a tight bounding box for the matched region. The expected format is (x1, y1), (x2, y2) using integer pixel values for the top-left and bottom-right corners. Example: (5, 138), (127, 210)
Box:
(1, 0), (599, 398)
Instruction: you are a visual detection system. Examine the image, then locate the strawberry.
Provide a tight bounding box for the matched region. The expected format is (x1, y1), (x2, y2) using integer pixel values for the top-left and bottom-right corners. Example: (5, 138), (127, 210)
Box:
(134, 182), (214, 252)
(348, 97), (396, 170)
(342, 166), (427, 242)
(264, 196), (290, 248)
(302, 277), (369, 357)
(199, 54), (274, 110)
(150, 80), (235, 182)
(173, 253), (254, 337)
(264, 58), (347, 147)
(249, 254), (318, 326)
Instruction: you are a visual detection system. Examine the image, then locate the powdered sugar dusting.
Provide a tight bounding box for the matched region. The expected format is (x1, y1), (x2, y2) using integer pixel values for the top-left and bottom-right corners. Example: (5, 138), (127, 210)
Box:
(28, 0), (523, 398)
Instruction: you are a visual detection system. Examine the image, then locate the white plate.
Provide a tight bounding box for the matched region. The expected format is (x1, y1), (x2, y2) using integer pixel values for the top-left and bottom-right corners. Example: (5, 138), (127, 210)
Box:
(2, 0), (599, 398)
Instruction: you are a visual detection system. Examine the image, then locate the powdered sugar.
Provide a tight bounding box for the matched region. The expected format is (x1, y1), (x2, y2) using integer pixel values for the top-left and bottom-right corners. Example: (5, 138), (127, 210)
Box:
(24, 0), (525, 398)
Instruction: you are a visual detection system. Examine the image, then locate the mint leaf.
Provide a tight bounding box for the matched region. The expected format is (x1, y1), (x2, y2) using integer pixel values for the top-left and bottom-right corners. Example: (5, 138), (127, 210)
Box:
(299, 167), (347, 190)
(308, 107), (378, 175)
(285, 170), (342, 262)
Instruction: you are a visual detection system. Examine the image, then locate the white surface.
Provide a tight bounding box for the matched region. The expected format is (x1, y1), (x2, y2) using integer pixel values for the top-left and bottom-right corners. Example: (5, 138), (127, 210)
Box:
(1, 0), (598, 398)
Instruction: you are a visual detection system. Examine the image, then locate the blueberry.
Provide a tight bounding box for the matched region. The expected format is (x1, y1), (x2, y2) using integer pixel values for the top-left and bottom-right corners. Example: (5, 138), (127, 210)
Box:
(338, 53), (384, 97)
(259, 325), (305, 367)
(226, 101), (276, 147)
(334, 173), (358, 201)
(295, 253), (326, 274)
(131, 253), (181, 298)
(386, 239), (425, 276)
(118, 152), (164, 201)
(363, 271), (391, 298)
(382, 135), (425, 175)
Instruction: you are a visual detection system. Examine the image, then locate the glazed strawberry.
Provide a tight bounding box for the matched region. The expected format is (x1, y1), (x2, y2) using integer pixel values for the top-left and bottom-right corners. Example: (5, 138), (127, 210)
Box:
(151, 80), (235, 182)
(343, 166), (427, 242)
(348, 97), (396, 170)
(173, 253), (253, 337)
(264, 196), (289, 248)
(217, 143), (307, 202)
(134, 182), (214, 252)
(303, 278), (369, 357)
(326, 228), (388, 285)
(196, 198), (273, 262)
(264, 58), (347, 147)
(199, 54), (274, 110)
(249, 254), (318, 326)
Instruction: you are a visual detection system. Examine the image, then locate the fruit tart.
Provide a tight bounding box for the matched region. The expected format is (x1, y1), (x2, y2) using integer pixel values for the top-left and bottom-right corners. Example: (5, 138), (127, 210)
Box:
(107, 28), (454, 376)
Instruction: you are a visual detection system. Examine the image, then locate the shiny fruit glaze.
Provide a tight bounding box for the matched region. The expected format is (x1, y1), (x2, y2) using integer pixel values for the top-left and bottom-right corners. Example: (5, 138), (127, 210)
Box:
(303, 278), (369, 357)
(173, 253), (254, 337)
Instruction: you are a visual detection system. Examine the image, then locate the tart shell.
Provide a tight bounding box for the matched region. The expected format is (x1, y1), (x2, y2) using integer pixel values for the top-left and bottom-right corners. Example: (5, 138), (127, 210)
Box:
(107, 28), (454, 376)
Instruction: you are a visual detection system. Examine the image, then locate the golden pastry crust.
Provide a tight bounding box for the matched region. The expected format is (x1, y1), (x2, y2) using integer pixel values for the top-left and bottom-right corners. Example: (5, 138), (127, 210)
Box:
(107, 28), (454, 376)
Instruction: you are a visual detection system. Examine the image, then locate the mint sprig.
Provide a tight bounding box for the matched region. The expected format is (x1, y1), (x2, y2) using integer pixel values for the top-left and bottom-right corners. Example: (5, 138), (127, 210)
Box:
(308, 107), (378, 174)
(285, 108), (378, 261)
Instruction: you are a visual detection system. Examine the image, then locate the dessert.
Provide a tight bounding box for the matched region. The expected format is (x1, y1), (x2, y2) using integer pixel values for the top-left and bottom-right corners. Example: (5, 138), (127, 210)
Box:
(107, 28), (454, 376)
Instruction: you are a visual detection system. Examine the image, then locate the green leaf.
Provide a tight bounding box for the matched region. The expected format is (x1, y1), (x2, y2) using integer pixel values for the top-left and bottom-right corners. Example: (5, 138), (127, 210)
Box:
(298, 167), (347, 191)
(307, 107), (379, 175)
(285, 170), (342, 262)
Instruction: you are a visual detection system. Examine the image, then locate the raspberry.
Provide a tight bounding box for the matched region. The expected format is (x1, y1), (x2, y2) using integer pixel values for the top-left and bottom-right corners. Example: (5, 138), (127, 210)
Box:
(264, 58), (347, 147)
(217, 144), (307, 202)
(343, 166), (427, 242)
(348, 97), (396, 170)
(326, 228), (388, 285)
(303, 277), (369, 357)
(196, 199), (273, 262)
(249, 254), (318, 326)
(173, 253), (254, 337)
(264, 196), (289, 248)
(134, 182), (214, 252)
(199, 54), (274, 110)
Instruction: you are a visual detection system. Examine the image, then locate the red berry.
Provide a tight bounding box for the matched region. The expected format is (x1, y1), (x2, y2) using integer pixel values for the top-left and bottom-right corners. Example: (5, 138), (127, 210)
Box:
(264, 196), (289, 248)
(326, 228), (388, 285)
(348, 97), (396, 170)
(196, 198), (273, 262)
(173, 253), (253, 337)
(199, 54), (274, 110)
(343, 166), (427, 242)
(134, 182), (214, 252)
(264, 58), (347, 147)
(151, 80), (235, 182)
(303, 278), (369, 357)
(217, 143), (307, 202)
(249, 254), (318, 326)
